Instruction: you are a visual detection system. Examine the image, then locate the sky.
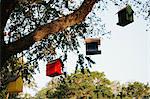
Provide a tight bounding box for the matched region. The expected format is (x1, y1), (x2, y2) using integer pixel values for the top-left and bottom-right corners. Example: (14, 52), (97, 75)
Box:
(23, 1), (150, 96)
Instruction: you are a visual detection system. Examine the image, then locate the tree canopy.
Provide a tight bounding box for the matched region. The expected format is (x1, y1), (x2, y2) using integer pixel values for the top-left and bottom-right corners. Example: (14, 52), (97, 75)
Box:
(0, 0), (150, 95)
(18, 71), (150, 99)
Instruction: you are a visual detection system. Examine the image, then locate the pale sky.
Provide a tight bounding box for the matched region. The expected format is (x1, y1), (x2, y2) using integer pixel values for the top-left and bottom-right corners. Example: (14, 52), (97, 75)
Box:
(23, 1), (150, 96)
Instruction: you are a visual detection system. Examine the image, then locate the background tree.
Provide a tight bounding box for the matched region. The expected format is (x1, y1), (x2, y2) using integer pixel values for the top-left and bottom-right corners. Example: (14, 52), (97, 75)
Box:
(111, 81), (150, 98)
(35, 70), (113, 99)
(0, 0), (150, 95)
(30, 71), (150, 99)
(124, 82), (150, 98)
(17, 93), (34, 99)
(34, 88), (48, 99)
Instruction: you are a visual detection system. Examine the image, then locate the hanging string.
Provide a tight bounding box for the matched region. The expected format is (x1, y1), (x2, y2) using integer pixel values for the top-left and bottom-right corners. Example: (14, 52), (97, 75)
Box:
(63, 66), (67, 77)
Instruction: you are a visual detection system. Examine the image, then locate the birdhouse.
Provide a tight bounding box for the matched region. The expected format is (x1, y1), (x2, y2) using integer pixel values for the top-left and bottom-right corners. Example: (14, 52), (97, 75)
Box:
(7, 76), (23, 93)
(46, 59), (63, 77)
(85, 38), (101, 55)
(117, 5), (134, 26)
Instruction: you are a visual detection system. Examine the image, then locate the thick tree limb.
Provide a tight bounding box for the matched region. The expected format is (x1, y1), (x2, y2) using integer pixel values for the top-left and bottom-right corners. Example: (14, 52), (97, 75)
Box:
(5, 32), (35, 55)
(5, 0), (97, 60)
(33, 0), (97, 41)
(1, 0), (17, 65)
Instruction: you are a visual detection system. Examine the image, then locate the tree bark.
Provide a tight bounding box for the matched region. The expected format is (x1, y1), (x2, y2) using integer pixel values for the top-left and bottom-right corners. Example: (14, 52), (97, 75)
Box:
(1, 0), (17, 66)
(2, 0), (97, 65)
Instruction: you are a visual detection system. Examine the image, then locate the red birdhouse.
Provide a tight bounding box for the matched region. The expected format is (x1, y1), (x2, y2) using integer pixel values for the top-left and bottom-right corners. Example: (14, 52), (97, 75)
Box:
(46, 59), (63, 77)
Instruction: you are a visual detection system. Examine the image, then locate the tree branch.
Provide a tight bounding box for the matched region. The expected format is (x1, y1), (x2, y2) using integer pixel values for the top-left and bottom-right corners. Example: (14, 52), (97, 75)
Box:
(5, 0), (97, 59)
(33, 0), (97, 41)
(1, 0), (17, 65)
(5, 32), (35, 55)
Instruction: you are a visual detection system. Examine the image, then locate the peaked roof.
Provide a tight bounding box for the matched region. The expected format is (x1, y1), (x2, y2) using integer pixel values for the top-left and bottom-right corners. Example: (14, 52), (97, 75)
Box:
(117, 5), (134, 14)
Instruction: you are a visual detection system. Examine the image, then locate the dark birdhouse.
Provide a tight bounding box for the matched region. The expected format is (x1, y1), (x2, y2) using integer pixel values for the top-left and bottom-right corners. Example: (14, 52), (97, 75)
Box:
(46, 59), (63, 77)
(85, 38), (101, 55)
(117, 5), (134, 26)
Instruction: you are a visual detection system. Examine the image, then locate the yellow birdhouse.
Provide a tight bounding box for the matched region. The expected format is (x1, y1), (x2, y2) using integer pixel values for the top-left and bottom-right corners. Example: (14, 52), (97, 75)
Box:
(7, 76), (23, 93)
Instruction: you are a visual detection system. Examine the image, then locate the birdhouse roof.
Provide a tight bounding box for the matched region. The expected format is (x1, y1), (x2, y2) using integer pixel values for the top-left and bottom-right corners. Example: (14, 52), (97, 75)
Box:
(85, 38), (100, 45)
(47, 58), (63, 66)
(117, 5), (134, 14)
(7, 75), (20, 83)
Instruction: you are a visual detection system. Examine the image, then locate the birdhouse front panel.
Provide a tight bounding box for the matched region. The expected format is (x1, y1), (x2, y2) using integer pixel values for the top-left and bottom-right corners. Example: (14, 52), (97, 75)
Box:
(46, 59), (63, 77)
(86, 42), (101, 55)
(7, 76), (23, 93)
(117, 5), (134, 26)
(86, 42), (98, 52)
(85, 38), (101, 55)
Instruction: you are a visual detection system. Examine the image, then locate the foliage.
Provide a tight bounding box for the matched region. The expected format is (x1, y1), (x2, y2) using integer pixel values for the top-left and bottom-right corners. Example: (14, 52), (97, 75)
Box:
(34, 70), (113, 98)
(120, 82), (150, 98)
(26, 71), (150, 99)
(34, 88), (48, 99)
(18, 93), (34, 99)
(0, 89), (7, 99)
